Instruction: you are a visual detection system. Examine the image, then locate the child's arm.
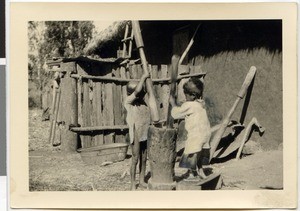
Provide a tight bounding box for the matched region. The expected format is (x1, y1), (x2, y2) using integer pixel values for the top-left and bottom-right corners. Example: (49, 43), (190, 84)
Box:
(170, 102), (191, 120)
(133, 72), (149, 96)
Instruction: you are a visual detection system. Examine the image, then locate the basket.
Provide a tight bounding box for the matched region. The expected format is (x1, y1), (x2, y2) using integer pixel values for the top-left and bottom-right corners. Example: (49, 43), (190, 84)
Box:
(77, 143), (129, 165)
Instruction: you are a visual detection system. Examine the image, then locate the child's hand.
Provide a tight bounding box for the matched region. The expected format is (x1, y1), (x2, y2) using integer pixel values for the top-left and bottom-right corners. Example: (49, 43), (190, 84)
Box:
(142, 71), (150, 79)
(133, 71), (149, 96)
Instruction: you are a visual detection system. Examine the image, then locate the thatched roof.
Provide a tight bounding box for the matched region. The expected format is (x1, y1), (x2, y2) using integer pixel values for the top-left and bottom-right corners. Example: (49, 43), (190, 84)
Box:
(84, 21), (130, 55)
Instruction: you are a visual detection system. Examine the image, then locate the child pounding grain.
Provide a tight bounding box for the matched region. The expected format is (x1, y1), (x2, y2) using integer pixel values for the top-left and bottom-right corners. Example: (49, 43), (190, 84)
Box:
(124, 72), (150, 190)
(169, 77), (211, 180)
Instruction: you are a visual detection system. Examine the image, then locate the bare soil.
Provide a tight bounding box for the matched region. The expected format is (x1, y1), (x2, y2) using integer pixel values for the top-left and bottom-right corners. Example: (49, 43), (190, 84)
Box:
(29, 109), (283, 191)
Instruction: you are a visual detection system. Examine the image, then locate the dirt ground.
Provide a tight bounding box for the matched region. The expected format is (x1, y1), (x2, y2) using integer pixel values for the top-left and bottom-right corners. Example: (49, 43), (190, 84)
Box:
(29, 109), (283, 191)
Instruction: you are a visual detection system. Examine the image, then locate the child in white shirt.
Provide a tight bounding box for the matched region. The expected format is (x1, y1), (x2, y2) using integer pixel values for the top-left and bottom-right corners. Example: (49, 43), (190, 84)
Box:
(169, 77), (211, 179)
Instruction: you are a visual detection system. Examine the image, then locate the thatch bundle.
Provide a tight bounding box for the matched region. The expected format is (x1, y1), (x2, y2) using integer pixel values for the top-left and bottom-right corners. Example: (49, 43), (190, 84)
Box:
(84, 21), (130, 56)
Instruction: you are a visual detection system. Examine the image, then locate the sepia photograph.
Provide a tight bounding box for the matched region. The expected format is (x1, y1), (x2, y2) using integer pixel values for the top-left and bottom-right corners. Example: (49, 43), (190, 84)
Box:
(28, 19), (283, 191)
(10, 3), (297, 209)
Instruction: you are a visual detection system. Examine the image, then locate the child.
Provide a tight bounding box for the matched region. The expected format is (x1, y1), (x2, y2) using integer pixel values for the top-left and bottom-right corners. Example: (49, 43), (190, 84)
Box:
(169, 77), (211, 179)
(124, 72), (150, 190)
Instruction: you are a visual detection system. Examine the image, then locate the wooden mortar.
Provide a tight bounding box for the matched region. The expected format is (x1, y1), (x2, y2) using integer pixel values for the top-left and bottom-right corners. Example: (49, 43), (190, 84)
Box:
(147, 126), (177, 190)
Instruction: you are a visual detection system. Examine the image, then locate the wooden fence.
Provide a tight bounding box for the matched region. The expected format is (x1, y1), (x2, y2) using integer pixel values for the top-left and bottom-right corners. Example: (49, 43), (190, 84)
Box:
(46, 58), (206, 151)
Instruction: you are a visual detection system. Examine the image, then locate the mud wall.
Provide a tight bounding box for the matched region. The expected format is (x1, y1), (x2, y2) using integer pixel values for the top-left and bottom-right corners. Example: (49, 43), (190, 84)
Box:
(175, 20), (283, 150)
(195, 48), (282, 150)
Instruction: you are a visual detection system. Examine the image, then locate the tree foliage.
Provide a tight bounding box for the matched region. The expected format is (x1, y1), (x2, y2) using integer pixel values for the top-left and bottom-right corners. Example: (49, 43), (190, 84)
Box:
(41, 21), (95, 58)
(28, 21), (95, 108)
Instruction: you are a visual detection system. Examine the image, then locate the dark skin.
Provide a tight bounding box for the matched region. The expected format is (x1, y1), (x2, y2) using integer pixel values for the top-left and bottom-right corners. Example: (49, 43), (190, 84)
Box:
(129, 72), (149, 190)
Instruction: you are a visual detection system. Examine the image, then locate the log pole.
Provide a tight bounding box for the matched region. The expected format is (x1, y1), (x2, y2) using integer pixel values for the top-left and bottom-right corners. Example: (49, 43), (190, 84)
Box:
(132, 21), (160, 123)
(59, 62), (78, 151)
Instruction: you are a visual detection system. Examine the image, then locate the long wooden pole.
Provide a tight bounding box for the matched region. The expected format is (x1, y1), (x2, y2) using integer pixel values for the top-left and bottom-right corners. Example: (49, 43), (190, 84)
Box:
(166, 55), (180, 128)
(132, 21), (160, 123)
(70, 72), (205, 83)
(209, 66), (257, 162)
(178, 24), (200, 65)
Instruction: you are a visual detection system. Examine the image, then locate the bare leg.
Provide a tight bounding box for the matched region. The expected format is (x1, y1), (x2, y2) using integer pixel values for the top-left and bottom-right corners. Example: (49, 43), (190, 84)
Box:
(139, 141), (147, 188)
(130, 140), (140, 190)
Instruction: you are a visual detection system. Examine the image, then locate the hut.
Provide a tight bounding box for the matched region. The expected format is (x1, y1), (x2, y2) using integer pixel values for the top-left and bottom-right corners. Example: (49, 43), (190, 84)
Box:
(46, 21), (206, 153)
(47, 20), (282, 155)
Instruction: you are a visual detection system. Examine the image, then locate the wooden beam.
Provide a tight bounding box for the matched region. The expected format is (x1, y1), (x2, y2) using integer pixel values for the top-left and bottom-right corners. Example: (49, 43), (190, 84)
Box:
(70, 125), (129, 132)
(70, 72), (206, 84)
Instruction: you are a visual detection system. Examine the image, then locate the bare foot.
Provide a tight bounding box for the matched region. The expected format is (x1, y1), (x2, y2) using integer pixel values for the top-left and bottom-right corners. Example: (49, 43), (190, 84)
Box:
(131, 183), (137, 191)
(139, 182), (148, 189)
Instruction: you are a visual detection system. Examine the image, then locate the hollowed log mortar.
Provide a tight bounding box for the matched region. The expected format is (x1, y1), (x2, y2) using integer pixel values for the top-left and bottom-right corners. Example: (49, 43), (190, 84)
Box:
(147, 126), (177, 190)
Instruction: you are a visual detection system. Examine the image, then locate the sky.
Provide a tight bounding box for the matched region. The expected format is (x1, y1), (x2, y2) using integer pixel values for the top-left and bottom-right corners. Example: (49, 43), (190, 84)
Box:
(93, 21), (115, 34)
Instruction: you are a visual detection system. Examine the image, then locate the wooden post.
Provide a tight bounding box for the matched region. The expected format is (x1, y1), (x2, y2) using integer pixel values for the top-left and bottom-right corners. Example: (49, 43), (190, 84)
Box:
(166, 55), (180, 128)
(132, 20), (160, 123)
(58, 62), (78, 151)
(147, 126), (177, 190)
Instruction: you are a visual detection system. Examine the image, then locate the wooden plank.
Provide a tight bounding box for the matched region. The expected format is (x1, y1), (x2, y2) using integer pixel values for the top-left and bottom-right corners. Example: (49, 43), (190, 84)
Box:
(82, 80), (92, 147)
(190, 65), (202, 74)
(160, 65), (170, 120)
(77, 78), (84, 148)
(113, 68), (123, 143)
(90, 80), (97, 147)
(94, 81), (104, 146)
(71, 125), (129, 132)
(120, 66), (129, 144)
(126, 66), (131, 79)
(151, 65), (158, 79)
(120, 67), (127, 100)
(149, 65), (161, 122)
(103, 67), (114, 144)
(76, 63), (87, 148)
(178, 65), (190, 75)
(90, 81), (97, 126)
(120, 66), (127, 124)
(136, 64), (143, 78)
(130, 64), (138, 79)
(77, 78), (83, 127)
